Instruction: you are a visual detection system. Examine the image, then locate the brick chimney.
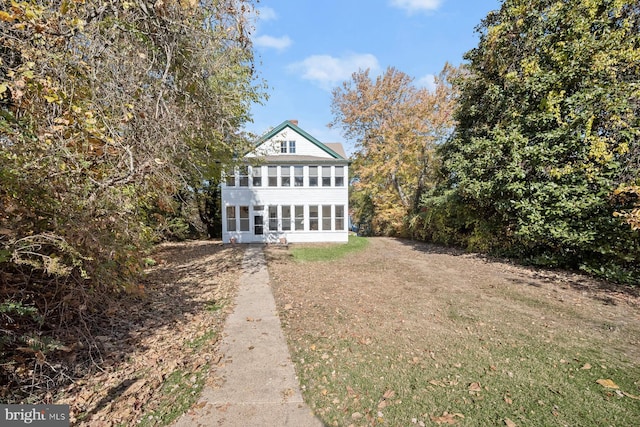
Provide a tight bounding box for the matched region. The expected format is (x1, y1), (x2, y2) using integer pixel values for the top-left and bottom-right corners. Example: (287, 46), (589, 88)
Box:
(289, 119), (298, 126)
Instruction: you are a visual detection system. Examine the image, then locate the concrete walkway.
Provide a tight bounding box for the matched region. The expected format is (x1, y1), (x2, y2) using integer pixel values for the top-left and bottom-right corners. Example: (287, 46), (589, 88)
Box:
(173, 245), (324, 427)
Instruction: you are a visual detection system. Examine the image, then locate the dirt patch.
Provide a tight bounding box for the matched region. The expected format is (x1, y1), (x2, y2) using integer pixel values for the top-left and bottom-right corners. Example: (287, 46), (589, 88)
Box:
(53, 240), (244, 426)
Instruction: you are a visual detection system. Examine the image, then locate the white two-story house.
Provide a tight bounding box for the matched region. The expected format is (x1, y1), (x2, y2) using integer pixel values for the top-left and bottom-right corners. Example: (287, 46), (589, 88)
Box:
(221, 120), (349, 244)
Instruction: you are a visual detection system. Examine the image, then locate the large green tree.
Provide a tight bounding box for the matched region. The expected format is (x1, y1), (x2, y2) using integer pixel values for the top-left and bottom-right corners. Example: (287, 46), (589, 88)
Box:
(427, 0), (640, 281)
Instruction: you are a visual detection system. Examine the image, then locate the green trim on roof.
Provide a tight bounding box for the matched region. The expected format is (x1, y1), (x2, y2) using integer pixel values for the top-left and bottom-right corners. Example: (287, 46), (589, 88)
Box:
(255, 120), (345, 160)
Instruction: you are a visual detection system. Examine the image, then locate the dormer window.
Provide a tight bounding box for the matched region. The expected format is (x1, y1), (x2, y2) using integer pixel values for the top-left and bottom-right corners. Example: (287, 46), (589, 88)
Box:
(279, 140), (296, 154)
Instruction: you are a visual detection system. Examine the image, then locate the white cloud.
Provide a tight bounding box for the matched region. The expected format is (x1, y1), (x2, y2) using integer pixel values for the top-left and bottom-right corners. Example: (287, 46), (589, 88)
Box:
(254, 35), (292, 51)
(390, 0), (442, 13)
(256, 6), (277, 22)
(249, 6), (292, 51)
(416, 73), (437, 91)
(288, 53), (380, 90)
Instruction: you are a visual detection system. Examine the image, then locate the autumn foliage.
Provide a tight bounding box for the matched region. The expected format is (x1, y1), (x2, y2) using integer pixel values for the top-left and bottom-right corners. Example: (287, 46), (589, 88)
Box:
(0, 0), (262, 401)
(331, 65), (461, 236)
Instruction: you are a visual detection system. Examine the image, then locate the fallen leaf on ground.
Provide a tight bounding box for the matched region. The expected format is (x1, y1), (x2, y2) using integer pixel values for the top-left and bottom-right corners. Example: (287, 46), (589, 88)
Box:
(581, 363), (591, 370)
(346, 385), (357, 397)
(596, 379), (619, 389)
(622, 391), (640, 400)
(468, 382), (482, 393)
(383, 389), (395, 399)
(378, 389), (395, 408)
(430, 412), (464, 425)
(504, 418), (517, 427)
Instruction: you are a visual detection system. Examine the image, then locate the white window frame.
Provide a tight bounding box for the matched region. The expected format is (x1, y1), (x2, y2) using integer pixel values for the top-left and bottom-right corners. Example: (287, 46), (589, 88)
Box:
(335, 166), (344, 187)
(322, 205), (332, 231)
(309, 205), (319, 231)
(239, 206), (250, 231)
(252, 166), (262, 187)
(294, 205), (304, 230)
(309, 166), (318, 187)
(281, 166), (291, 187)
(268, 166), (277, 187)
(294, 166), (304, 187)
(282, 205), (292, 231)
(226, 206), (236, 231)
(239, 166), (249, 187)
(335, 205), (345, 230)
(322, 166), (332, 187)
(268, 205), (278, 231)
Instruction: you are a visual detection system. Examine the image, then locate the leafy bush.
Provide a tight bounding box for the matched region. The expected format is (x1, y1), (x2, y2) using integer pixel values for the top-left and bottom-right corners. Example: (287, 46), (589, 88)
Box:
(417, 0), (640, 285)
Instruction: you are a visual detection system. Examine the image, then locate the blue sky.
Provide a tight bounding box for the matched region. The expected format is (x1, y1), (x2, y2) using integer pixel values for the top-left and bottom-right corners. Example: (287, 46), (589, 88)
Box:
(246, 0), (503, 155)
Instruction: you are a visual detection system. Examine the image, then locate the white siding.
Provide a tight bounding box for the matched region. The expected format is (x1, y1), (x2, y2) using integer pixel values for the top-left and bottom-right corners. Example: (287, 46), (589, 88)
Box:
(247, 128), (335, 158)
(222, 122), (349, 244)
(222, 185), (348, 243)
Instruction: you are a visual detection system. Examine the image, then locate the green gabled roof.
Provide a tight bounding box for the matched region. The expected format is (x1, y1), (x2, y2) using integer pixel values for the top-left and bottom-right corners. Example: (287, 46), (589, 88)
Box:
(255, 120), (346, 160)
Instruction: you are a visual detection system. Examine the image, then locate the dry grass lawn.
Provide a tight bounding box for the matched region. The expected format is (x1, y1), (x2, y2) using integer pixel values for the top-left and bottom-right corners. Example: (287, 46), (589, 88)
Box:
(267, 237), (640, 426)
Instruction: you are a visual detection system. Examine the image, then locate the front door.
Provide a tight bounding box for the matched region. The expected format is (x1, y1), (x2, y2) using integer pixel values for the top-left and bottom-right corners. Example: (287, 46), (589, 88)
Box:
(254, 215), (263, 235)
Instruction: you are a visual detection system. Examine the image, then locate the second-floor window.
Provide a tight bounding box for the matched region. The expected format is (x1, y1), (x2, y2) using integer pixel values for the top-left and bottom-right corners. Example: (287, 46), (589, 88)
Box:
(252, 166), (262, 187)
(309, 166), (318, 187)
(294, 166), (304, 186)
(268, 166), (277, 186)
(240, 164), (346, 188)
(225, 168), (236, 186)
(322, 166), (332, 187)
(335, 166), (344, 187)
(281, 166), (291, 187)
(239, 166), (249, 187)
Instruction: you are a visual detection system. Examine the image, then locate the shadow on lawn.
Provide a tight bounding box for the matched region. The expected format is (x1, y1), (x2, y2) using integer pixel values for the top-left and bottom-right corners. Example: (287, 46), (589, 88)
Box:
(2, 240), (245, 410)
(394, 237), (639, 306)
(66, 240), (246, 419)
(116, 240), (243, 354)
